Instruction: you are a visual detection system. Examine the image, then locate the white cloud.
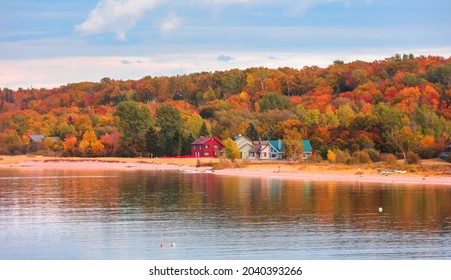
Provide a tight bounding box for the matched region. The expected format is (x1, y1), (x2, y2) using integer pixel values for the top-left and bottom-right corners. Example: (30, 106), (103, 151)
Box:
(76, 0), (162, 40)
(75, 0), (373, 40)
(2, 47), (450, 90)
(194, 0), (370, 12)
(160, 12), (182, 32)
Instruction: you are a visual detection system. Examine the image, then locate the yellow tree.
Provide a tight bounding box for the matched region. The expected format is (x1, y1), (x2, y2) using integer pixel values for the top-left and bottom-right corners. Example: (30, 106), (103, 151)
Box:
(327, 150), (337, 163)
(283, 129), (304, 161)
(78, 130), (103, 157)
(223, 138), (240, 162)
(91, 140), (105, 157)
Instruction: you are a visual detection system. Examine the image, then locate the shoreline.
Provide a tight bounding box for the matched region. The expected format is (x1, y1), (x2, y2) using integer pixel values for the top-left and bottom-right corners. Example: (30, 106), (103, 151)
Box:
(0, 156), (450, 186)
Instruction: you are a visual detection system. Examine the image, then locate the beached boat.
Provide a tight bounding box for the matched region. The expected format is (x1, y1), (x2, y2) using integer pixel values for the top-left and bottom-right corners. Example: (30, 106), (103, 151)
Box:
(379, 169), (406, 175)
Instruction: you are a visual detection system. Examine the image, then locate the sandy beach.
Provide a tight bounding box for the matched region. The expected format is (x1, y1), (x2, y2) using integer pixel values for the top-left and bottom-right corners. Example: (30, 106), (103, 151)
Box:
(0, 155), (450, 186)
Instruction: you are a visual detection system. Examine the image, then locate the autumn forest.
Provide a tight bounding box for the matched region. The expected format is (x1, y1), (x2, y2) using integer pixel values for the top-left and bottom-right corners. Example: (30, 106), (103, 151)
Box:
(1, 54), (450, 163)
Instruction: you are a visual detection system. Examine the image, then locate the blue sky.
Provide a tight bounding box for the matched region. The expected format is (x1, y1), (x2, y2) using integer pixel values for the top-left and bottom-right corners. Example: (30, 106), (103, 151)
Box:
(1, 0), (450, 89)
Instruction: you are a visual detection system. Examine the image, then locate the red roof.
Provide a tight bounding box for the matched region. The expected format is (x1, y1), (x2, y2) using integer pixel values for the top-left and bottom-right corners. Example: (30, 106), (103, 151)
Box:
(191, 136), (223, 146)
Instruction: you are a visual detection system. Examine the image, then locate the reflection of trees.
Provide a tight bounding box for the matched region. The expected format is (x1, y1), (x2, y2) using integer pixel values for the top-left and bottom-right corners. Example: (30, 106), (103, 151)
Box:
(118, 171), (450, 232)
(59, 169), (121, 212)
(4, 170), (448, 239)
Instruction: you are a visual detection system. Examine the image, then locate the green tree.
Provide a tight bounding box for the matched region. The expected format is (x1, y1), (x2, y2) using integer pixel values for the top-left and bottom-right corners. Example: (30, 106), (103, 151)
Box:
(304, 109), (322, 126)
(145, 126), (160, 157)
(156, 104), (183, 156)
(387, 126), (419, 160)
(223, 138), (240, 162)
(259, 92), (290, 112)
(413, 105), (450, 138)
(115, 101), (153, 155)
(203, 86), (218, 101)
(184, 113), (205, 137)
(199, 121), (210, 137)
(222, 69), (246, 94)
(246, 122), (259, 141)
(374, 102), (403, 133)
(336, 104), (355, 128)
(182, 132), (196, 156)
(55, 122), (76, 139)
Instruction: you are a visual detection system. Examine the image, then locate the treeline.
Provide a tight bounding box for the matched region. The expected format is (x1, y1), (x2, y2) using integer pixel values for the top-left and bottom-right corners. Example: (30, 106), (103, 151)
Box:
(0, 54), (450, 162)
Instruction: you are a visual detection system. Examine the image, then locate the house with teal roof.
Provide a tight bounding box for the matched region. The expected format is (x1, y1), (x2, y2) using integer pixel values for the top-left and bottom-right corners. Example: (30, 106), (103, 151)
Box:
(267, 139), (312, 160)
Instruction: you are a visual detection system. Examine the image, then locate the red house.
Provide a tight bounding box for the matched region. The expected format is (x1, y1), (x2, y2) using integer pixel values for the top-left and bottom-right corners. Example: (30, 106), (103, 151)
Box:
(191, 136), (224, 158)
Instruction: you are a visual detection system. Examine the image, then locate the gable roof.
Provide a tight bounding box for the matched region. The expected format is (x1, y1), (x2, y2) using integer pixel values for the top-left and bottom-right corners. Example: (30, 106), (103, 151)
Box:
(249, 140), (269, 153)
(232, 135), (252, 143)
(232, 135), (253, 149)
(267, 140), (285, 153)
(191, 136), (223, 146)
(302, 140), (312, 153)
(28, 135), (45, 142)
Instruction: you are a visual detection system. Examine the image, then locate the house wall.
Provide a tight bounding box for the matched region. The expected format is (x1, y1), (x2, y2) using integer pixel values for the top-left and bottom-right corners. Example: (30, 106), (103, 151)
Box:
(269, 146), (283, 160)
(191, 139), (223, 157)
(259, 145), (270, 160)
(234, 137), (253, 159)
(239, 143), (253, 159)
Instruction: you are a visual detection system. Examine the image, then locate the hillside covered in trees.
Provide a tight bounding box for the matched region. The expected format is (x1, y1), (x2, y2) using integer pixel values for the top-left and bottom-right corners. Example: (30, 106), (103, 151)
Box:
(1, 54), (450, 163)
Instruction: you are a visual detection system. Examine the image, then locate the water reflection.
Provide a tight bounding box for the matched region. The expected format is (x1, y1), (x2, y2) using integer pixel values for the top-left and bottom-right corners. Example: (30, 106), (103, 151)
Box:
(0, 169), (450, 259)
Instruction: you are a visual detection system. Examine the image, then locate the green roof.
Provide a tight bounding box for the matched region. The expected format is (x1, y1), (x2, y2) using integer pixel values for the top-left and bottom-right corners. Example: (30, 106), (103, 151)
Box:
(302, 140), (312, 153)
(267, 140), (312, 153)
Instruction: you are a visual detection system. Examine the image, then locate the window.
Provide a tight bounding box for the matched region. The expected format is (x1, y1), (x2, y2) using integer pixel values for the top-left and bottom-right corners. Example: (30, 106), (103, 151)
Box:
(263, 152), (267, 157)
(204, 152), (210, 156)
(205, 145), (209, 149)
(214, 144), (218, 149)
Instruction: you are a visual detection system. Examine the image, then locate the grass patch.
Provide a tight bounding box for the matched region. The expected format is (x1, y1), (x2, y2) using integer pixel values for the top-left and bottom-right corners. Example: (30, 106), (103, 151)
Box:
(196, 159), (215, 167)
(212, 159), (234, 170)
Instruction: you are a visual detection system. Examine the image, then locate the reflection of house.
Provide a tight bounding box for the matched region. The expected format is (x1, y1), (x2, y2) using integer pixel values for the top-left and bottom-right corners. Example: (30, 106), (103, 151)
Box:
(249, 140), (270, 160)
(232, 135), (253, 159)
(248, 139), (313, 160)
(191, 136), (224, 158)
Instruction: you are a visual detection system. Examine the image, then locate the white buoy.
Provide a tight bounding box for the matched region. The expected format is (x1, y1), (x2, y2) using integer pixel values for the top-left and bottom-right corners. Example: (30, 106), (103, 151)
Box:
(379, 207), (383, 212)
(171, 242), (176, 248)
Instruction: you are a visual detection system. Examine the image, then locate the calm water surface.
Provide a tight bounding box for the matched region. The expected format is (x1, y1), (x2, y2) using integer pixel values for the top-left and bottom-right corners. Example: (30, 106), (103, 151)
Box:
(0, 169), (450, 259)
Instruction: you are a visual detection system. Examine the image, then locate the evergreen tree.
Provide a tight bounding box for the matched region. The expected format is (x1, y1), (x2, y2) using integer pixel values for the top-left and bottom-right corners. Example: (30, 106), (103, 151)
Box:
(145, 126), (160, 157)
(199, 121), (210, 137)
(172, 129), (182, 156)
(182, 132), (196, 156)
(246, 122), (259, 141)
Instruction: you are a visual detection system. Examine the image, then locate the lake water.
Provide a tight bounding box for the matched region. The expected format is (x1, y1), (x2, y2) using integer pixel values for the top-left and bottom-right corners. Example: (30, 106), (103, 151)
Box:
(0, 169), (450, 260)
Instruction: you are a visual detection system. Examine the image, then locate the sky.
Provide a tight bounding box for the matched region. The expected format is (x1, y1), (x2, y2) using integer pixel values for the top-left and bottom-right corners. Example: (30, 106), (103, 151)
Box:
(0, 0), (450, 90)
